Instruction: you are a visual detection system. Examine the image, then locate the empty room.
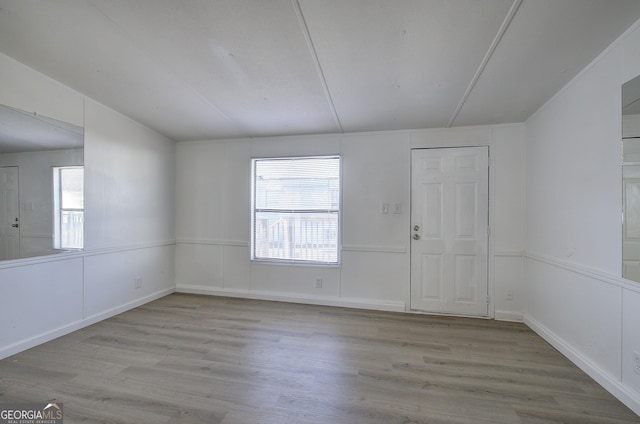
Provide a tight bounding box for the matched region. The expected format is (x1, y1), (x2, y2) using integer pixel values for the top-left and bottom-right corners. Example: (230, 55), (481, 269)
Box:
(1, 0), (640, 422)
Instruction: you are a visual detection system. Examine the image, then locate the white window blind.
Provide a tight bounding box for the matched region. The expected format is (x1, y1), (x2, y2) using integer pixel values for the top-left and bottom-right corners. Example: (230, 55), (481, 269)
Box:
(251, 156), (340, 264)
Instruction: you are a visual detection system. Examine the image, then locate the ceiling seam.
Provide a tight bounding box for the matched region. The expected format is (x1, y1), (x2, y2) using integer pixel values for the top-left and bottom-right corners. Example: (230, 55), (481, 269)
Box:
(447, 0), (523, 128)
(292, 0), (344, 133)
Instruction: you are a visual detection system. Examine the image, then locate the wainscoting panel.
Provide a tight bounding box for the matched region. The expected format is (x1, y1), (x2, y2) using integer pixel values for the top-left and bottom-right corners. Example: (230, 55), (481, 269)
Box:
(524, 254), (640, 415)
(0, 256), (83, 358)
(84, 244), (175, 319)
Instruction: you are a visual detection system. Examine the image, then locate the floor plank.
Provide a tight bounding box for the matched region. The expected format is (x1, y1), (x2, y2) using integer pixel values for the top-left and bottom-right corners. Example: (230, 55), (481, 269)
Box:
(0, 293), (638, 423)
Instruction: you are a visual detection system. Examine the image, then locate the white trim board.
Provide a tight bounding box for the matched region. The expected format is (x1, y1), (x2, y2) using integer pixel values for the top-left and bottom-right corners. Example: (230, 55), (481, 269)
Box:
(0, 239), (177, 270)
(176, 284), (525, 323)
(525, 251), (640, 293)
(175, 284), (406, 312)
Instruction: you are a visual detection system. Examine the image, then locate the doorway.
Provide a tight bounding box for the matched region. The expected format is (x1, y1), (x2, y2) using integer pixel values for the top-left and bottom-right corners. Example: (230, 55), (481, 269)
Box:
(0, 166), (20, 260)
(410, 147), (489, 316)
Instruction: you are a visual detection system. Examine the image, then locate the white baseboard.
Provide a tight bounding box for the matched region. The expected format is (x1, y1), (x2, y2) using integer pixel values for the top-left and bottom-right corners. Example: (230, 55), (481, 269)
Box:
(176, 284), (406, 312)
(0, 287), (174, 360)
(524, 314), (640, 416)
(494, 310), (523, 322)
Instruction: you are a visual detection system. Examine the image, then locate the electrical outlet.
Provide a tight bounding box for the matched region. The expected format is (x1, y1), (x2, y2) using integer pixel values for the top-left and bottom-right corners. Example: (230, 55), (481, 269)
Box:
(315, 277), (322, 288)
(506, 290), (513, 301)
(634, 351), (640, 375)
(134, 277), (142, 289)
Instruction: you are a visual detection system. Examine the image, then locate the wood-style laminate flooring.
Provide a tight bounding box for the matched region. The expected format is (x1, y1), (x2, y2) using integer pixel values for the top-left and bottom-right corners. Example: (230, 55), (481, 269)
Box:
(1, 293), (638, 423)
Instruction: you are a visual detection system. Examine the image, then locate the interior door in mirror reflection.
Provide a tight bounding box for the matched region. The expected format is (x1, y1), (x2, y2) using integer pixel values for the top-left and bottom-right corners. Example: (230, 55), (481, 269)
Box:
(623, 167), (640, 281)
(622, 73), (640, 283)
(0, 166), (20, 260)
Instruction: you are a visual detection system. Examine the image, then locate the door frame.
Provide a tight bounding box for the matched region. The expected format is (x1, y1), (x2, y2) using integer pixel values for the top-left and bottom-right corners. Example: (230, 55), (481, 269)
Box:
(0, 165), (21, 260)
(409, 146), (492, 318)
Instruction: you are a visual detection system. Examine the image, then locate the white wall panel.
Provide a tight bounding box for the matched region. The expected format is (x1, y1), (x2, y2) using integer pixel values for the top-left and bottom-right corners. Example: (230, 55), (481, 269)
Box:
(524, 19), (640, 414)
(250, 262), (340, 297)
(492, 255), (523, 321)
(341, 132), (410, 249)
(525, 258), (622, 375)
(176, 141), (227, 240)
(84, 245), (174, 319)
(176, 140), (250, 243)
(0, 257), (83, 355)
(491, 126), (524, 253)
(525, 47), (622, 274)
(250, 134), (341, 158)
(340, 250), (407, 303)
(410, 126), (493, 148)
(175, 243), (224, 288)
(221, 141), (251, 243)
(84, 99), (175, 250)
(223, 245), (251, 291)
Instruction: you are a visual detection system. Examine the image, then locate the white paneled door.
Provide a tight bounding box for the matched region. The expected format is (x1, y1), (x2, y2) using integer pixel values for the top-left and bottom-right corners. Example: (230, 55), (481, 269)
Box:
(410, 147), (489, 316)
(0, 167), (20, 261)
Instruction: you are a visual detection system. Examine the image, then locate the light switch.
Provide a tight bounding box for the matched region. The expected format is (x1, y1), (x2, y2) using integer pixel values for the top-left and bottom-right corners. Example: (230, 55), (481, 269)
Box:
(380, 203), (389, 214)
(393, 203), (402, 214)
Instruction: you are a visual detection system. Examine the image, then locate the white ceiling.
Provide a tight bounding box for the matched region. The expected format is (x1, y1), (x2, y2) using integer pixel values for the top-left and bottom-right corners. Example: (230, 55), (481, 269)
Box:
(0, 0), (639, 142)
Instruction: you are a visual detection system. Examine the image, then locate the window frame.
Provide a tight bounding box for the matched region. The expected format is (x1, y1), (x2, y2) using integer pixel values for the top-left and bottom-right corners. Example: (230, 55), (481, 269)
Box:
(53, 165), (84, 251)
(250, 155), (341, 265)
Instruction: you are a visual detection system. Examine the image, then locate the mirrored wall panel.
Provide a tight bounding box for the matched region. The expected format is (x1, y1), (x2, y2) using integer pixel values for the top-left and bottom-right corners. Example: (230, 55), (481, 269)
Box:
(0, 105), (83, 261)
(622, 74), (640, 282)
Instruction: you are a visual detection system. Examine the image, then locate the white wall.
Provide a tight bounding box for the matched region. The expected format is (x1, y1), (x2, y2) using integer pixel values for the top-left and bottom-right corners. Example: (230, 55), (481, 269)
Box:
(0, 148), (83, 258)
(0, 52), (176, 359)
(524, 19), (640, 415)
(175, 125), (524, 319)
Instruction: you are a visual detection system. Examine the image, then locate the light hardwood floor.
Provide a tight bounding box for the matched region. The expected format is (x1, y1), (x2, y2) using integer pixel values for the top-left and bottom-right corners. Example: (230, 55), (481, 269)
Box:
(1, 293), (638, 423)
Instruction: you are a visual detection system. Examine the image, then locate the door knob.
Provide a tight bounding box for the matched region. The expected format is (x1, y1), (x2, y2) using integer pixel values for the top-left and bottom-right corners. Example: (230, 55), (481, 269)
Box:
(11, 224), (19, 228)
(413, 233), (420, 240)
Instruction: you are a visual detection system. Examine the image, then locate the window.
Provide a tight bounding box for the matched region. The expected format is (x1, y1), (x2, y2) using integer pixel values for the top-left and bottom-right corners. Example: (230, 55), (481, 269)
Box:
(251, 156), (340, 264)
(53, 166), (84, 250)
